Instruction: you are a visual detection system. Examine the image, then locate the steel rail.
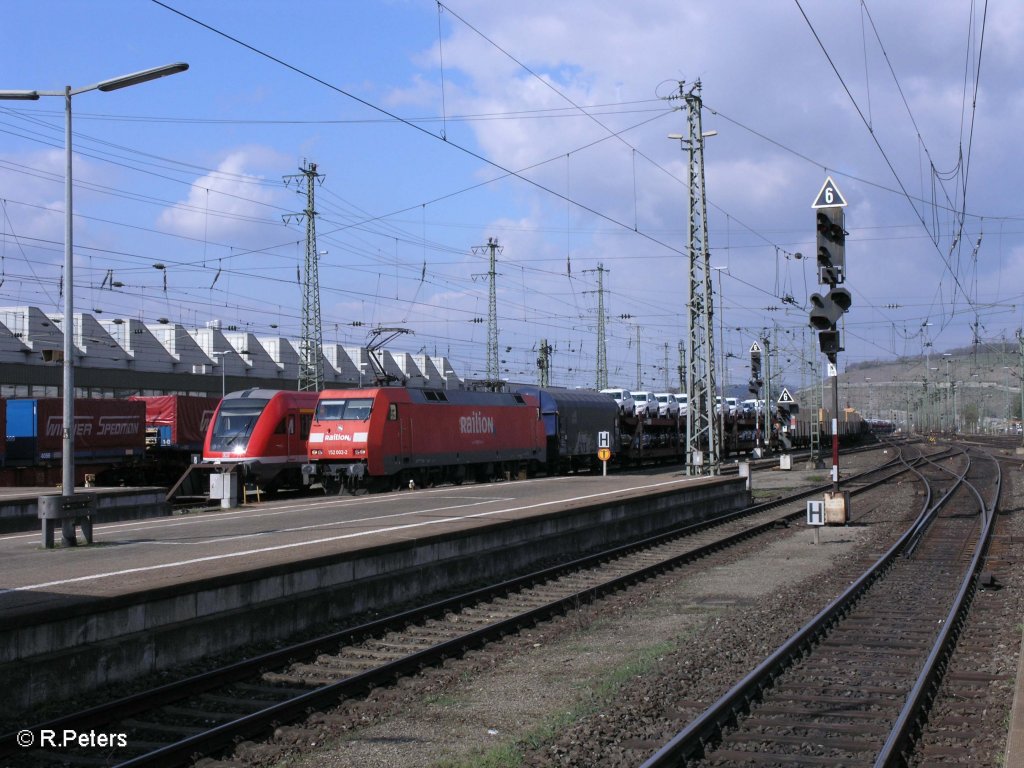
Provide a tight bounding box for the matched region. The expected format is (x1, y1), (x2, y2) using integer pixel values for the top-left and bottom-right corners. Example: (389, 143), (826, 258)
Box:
(874, 447), (1001, 767)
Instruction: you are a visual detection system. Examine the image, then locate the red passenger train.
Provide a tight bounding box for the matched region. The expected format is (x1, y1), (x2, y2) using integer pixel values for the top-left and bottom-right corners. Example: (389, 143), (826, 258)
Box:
(304, 387), (546, 492)
(203, 388), (318, 490)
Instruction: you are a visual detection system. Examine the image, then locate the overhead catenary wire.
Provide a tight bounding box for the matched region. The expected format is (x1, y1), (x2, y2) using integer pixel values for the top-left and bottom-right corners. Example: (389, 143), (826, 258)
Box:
(0, 3), (1006, 381)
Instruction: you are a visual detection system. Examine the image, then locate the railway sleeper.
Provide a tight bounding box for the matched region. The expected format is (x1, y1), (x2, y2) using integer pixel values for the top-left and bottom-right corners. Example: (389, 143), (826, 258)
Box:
(741, 716), (891, 734)
(722, 732), (879, 752)
(199, 693), (280, 711)
(709, 746), (869, 765)
(297, 660), (370, 677)
(342, 648), (426, 663)
(457, 607), (535, 621)
(160, 704), (247, 722)
(944, 670), (1010, 682)
(758, 692), (896, 707)
(819, 636), (935, 651)
(800, 653), (931, 670)
(403, 627), (465, 642)
(773, 682), (914, 696)
(360, 639), (442, 654)
(350, 638), (438, 659)
(753, 703), (914, 720)
(233, 681), (315, 698)
(261, 671), (337, 687)
(120, 718), (206, 736)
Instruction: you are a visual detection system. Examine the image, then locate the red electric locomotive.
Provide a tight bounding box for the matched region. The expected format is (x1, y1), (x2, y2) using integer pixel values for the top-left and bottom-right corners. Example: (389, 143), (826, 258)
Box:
(304, 387), (545, 492)
(203, 388), (318, 490)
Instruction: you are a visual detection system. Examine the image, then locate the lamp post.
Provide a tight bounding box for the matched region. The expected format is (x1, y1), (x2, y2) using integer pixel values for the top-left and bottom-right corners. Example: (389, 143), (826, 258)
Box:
(1002, 366), (1011, 433)
(211, 351), (228, 399)
(928, 367), (939, 431)
(711, 266), (728, 442)
(0, 63), (188, 497)
(942, 354), (953, 433)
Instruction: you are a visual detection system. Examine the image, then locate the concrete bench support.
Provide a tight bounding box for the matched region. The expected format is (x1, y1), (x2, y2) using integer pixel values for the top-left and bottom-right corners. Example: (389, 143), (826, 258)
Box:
(38, 493), (97, 548)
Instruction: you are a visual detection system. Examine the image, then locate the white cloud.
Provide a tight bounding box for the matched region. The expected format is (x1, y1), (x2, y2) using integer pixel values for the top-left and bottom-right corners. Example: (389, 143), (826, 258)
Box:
(157, 147), (290, 247)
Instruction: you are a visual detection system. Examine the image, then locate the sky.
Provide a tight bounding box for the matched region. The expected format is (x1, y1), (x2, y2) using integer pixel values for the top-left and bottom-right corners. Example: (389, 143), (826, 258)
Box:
(0, 1), (1018, 392)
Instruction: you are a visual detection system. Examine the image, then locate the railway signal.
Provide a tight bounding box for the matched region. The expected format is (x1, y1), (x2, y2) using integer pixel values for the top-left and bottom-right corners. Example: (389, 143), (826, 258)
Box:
(809, 288), (852, 333)
(818, 329), (841, 357)
(749, 342), (762, 394)
(815, 208), (846, 285)
(810, 177), (850, 515)
(809, 178), (851, 366)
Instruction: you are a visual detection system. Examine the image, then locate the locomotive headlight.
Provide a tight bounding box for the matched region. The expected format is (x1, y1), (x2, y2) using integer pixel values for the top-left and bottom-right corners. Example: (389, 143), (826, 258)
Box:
(231, 444), (246, 454)
(354, 449), (366, 456)
(310, 449), (323, 456)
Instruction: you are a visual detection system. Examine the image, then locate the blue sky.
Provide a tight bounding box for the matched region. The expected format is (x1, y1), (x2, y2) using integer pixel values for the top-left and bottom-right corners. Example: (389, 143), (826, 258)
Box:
(0, 1), (1018, 391)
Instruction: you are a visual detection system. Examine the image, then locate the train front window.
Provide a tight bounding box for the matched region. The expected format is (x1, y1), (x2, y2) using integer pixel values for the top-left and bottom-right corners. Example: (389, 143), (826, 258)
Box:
(315, 398), (373, 422)
(209, 398), (268, 452)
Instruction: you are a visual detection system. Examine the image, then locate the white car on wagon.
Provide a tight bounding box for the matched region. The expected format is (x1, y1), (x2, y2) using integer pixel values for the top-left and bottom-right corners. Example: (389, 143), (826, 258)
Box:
(600, 388), (635, 416)
(632, 391), (659, 418)
(654, 392), (680, 419)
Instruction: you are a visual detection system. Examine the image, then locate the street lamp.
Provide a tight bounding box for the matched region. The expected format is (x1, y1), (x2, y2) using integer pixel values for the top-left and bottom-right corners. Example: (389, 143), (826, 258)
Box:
(1004, 366), (1012, 433)
(0, 62), (188, 498)
(711, 265), (728, 441)
(211, 351), (228, 399)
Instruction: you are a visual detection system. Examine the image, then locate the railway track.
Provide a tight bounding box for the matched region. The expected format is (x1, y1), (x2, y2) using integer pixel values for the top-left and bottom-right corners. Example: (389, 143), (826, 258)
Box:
(641, 442), (1001, 767)
(906, 452), (1024, 766)
(1, 448), (916, 768)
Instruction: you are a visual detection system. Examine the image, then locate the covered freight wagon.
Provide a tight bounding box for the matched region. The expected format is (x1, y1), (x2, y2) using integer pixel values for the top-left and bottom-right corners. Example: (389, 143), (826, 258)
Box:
(5, 397), (146, 465)
(131, 395), (219, 451)
(514, 386), (620, 473)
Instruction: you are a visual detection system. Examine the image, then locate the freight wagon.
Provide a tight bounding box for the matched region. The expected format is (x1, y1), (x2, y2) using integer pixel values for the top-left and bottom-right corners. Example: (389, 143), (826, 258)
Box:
(2, 397), (145, 487)
(132, 395), (219, 452)
(5, 398), (146, 465)
(513, 385), (620, 473)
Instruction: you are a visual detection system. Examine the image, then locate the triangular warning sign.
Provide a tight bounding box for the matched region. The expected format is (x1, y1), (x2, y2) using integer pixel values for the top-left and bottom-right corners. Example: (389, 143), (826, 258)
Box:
(812, 176), (847, 209)
(749, 342), (762, 354)
(777, 387), (796, 405)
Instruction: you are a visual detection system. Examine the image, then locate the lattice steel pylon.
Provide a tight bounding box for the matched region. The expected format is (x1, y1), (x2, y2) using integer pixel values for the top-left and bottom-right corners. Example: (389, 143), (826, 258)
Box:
(583, 264), (610, 390)
(284, 162), (325, 392)
(472, 237), (502, 390)
(672, 81), (719, 475)
(596, 264), (608, 390)
(537, 338), (552, 387)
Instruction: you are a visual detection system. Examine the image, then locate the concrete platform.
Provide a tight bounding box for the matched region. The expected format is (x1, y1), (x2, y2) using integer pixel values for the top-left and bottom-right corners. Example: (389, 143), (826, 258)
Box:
(0, 484), (171, 534)
(0, 467), (749, 715)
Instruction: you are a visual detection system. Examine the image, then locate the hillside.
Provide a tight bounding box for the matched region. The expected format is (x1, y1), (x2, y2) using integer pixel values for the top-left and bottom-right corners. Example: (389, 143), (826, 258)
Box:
(790, 342), (1022, 431)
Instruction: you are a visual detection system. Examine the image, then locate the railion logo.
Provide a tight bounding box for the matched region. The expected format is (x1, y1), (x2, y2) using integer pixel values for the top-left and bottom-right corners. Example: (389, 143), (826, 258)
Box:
(459, 411), (494, 435)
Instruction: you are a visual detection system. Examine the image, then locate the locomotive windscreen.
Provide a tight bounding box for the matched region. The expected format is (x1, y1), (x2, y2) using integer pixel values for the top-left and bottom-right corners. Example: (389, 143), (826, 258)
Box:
(315, 398), (373, 421)
(208, 397), (269, 452)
